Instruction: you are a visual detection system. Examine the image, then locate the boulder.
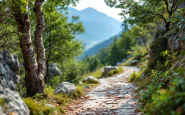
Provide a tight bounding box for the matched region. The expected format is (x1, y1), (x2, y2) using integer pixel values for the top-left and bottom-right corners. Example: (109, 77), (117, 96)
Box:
(102, 66), (118, 76)
(116, 62), (123, 66)
(82, 76), (99, 83)
(47, 63), (62, 80)
(0, 89), (30, 115)
(0, 51), (20, 90)
(122, 59), (127, 62)
(54, 82), (76, 95)
(129, 60), (139, 66)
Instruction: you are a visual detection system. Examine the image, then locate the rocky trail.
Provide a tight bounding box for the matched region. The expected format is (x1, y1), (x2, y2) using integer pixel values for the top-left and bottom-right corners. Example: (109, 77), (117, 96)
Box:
(65, 66), (141, 115)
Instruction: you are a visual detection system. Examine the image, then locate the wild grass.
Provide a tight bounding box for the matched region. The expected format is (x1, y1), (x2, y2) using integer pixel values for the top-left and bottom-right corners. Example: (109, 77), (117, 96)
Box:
(24, 85), (85, 115)
(104, 67), (124, 77)
(83, 68), (103, 79)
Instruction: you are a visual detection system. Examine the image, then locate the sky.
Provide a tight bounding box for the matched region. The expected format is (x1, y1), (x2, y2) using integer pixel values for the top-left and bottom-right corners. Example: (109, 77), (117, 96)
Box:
(71, 0), (123, 21)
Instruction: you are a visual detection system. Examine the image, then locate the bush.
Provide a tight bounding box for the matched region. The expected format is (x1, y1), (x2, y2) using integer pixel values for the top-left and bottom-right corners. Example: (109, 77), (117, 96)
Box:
(138, 69), (180, 114)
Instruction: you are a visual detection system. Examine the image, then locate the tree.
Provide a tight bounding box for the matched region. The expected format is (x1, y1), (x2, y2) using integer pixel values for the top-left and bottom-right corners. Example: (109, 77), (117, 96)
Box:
(43, 3), (85, 83)
(1, 0), (79, 96)
(105, 0), (184, 31)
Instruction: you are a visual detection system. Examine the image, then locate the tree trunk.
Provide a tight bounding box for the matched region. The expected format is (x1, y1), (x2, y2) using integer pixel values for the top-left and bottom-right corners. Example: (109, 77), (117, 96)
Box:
(142, 37), (149, 53)
(14, 0), (46, 96)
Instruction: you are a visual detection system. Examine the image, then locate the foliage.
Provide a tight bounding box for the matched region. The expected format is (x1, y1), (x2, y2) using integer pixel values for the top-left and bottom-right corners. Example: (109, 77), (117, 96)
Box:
(127, 45), (147, 60)
(82, 56), (102, 72)
(60, 59), (89, 84)
(138, 69), (182, 114)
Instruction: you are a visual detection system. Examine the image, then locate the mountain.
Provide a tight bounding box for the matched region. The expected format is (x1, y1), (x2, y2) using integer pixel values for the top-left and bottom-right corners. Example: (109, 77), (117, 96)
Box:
(68, 7), (122, 49)
(80, 33), (121, 59)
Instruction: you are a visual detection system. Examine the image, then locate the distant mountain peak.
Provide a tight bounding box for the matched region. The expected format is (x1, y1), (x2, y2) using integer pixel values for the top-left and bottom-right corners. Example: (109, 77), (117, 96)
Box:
(81, 7), (98, 12)
(67, 7), (122, 50)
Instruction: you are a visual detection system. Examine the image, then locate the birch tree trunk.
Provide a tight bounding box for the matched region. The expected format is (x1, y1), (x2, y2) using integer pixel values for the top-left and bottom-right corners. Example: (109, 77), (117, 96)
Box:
(14, 0), (46, 96)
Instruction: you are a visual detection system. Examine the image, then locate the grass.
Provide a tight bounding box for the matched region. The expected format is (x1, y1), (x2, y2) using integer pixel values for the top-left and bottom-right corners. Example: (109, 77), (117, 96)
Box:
(24, 85), (85, 115)
(104, 67), (124, 78)
(83, 68), (103, 79)
(24, 81), (100, 115)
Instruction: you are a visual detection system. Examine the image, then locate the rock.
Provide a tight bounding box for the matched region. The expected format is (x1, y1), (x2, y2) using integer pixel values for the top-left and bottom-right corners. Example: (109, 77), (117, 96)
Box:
(47, 63), (62, 80)
(46, 104), (56, 108)
(129, 60), (139, 66)
(85, 85), (91, 89)
(3, 51), (20, 74)
(54, 82), (76, 95)
(102, 66), (118, 76)
(79, 81), (83, 85)
(0, 51), (20, 90)
(116, 62), (123, 66)
(83, 76), (99, 83)
(122, 59), (127, 62)
(0, 106), (5, 115)
(0, 89), (30, 115)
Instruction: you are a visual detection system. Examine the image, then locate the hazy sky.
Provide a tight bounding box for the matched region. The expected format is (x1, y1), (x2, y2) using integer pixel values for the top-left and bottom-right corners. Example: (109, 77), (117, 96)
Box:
(72, 0), (123, 21)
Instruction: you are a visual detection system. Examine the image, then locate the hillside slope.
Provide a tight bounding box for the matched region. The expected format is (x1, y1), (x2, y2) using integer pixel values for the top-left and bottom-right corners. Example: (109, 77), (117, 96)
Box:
(68, 7), (122, 49)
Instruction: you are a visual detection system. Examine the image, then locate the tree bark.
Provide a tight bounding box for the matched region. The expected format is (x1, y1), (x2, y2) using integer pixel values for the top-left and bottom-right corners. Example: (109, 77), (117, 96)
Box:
(142, 37), (149, 53)
(14, 0), (46, 96)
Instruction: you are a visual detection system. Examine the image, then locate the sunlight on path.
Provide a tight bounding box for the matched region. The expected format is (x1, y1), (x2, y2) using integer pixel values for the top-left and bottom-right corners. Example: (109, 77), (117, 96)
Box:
(66, 66), (141, 115)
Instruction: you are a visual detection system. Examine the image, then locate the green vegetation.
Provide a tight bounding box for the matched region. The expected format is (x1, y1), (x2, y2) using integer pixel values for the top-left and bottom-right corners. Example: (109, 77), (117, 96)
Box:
(1, 0), (185, 114)
(104, 68), (124, 78)
(83, 68), (103, 79)
(24, 85), (85, 115)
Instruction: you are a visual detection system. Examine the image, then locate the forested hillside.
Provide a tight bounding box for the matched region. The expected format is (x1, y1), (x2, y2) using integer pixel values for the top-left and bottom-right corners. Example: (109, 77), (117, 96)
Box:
(67, 7), (122, 49)
(0, 0), (185, 115)
(80, 33), (121, 59)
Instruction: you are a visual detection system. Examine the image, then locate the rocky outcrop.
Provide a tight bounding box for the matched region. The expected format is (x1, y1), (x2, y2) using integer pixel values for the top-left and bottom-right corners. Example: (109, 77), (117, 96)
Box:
(168, 27), (185, 54)
(82, 76), (99, 83)
(102, 66), (118, 76)
(0, 89), (30, 115)
(47, 63), (62, 80)
(54, 82), (76, 95)
(0, 51), (20, 90)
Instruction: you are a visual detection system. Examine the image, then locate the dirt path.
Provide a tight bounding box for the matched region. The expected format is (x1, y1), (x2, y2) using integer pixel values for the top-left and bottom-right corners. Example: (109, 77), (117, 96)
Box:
(66, 66), (141, 115)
